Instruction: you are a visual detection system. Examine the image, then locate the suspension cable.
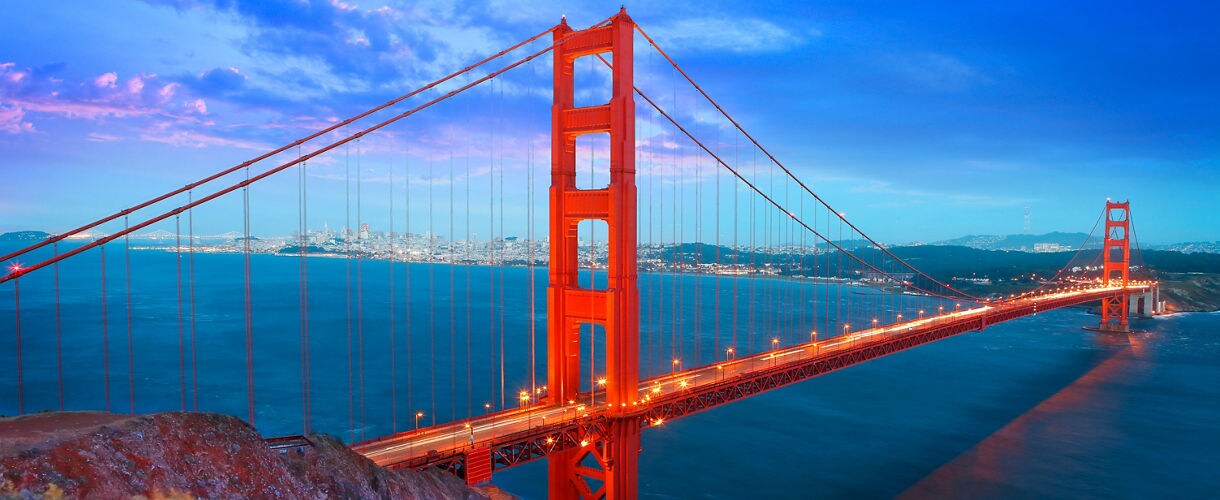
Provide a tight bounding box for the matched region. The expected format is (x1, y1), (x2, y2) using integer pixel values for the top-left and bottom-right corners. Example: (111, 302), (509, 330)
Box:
(633, 24), (979, 301)
(0, 25), (565, 267)
(623, 74), (977, 302)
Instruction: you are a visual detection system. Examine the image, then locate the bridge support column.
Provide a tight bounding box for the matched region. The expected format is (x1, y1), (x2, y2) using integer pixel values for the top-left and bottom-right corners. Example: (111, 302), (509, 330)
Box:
(1098, 201), (1131, 332)
(548, 9), (640, 500)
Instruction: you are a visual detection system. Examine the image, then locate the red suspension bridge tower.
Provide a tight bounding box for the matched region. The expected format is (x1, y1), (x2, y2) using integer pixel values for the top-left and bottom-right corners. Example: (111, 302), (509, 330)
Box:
(1098, 200), (1132, 332)
(547, 9), (641, 499)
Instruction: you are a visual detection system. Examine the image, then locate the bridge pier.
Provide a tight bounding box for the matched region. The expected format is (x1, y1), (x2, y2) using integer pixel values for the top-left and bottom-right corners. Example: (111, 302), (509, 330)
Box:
(1129, 285), (1161, 318)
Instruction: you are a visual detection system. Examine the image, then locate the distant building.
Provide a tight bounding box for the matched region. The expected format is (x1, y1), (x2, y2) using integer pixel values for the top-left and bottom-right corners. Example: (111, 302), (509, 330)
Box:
(1033, 242), (1070, 253)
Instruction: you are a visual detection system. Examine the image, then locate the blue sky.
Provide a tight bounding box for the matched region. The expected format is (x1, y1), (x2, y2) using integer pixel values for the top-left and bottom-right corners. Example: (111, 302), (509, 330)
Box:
(1, 1), (1216, 244)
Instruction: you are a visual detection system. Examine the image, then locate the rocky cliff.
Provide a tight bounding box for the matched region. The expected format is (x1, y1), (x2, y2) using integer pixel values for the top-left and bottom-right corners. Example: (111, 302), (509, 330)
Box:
(0, 411), (499, 499)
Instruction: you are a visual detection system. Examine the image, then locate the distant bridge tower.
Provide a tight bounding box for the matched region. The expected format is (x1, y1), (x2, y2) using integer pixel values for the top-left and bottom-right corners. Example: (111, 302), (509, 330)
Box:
(1098, 200), (1131, 332)
(547, 9), (641, 500)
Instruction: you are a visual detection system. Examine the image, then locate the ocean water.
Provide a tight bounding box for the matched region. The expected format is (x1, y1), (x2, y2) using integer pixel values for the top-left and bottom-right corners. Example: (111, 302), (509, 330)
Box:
(1, 243), (1217, 498)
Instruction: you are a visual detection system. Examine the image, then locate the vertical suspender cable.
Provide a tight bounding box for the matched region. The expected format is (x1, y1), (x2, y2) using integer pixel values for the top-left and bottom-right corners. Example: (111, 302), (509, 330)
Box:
(498, 130), (506, 411)
(488, 107), (497, 409)
(389, 150), (396, 434)
(12, 276), (20, 414)
(243, 167), (254, 425)
(528, 141), (536, 399)
(429, 160), (437, 427)
(300, 147), (312, 434)
(465, 156), (472, 423)
(176, 215), (185, 411)
(124, 217), (134, 414)
(188, 191), (198, 411)
(357, 140), (365, 441)
(498, 134), (506, 410)
(346, 144), (354, 437)
(101, 242), (109, 409)
(449, 153), (457, 427)
(54, 242), (63, 410)
(404, 150), (413, 428)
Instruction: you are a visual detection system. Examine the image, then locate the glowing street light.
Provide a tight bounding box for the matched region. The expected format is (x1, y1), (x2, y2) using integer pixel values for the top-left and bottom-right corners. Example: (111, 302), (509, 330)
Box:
(520, 390), (533, 428)
(725, 347), (736, 361)
(484, 402), (494, 439)
(872, 318), (878, 329)
(672, 358), (681, 374)
(415, 411), (425, 431)
(919, 309), (924, 319)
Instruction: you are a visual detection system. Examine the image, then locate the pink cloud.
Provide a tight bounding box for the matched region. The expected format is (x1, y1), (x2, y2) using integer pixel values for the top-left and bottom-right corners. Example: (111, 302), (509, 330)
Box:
(190, 98), (207, 114)
(139, 128), (269, 151)
(16, 98), (158, 120)
(126, 76), (145, 94)
(158, 82), (179, 101)
(0, 102), (35, 134)
(94, 72), (118, 88)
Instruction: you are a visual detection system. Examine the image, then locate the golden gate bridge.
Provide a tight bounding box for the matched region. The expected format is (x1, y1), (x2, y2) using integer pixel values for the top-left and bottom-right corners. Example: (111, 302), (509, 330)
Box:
(0, 9), (1158, 499)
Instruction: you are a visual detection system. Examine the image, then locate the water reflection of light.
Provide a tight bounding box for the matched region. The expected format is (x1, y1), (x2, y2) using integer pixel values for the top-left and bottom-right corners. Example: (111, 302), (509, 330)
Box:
(901, 336), (1144, 498)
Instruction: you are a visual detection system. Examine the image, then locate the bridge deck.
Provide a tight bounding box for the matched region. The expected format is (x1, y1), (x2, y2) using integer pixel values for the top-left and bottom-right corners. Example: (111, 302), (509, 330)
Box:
(351, 285), (1151, 475)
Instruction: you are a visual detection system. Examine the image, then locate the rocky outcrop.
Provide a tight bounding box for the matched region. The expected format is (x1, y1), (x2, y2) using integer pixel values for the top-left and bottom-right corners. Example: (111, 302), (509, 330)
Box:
(0, 411), (492, 499)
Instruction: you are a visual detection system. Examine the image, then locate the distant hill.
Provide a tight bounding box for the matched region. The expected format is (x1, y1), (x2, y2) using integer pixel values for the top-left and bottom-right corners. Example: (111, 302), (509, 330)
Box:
(930, 232), (1095, 251)
(0, 230), (50, 241)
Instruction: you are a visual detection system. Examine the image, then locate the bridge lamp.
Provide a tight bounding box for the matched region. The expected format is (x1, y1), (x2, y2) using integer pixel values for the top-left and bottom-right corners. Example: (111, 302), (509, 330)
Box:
(843, 323), (850, 334)
(771, 337), (780, 348)
(872, 318), (878, 328)
(897, 313), (903, 321)
(415, 411), (425, 430)
(678, 380), (688, 389)
(810, 330), (817, 343)
(919, 309), (924, 319)
(726, 347), (735, 360)
(519, 390), (530, 407)
(938, 305), (944, 314)
(597, 378), (607, 387)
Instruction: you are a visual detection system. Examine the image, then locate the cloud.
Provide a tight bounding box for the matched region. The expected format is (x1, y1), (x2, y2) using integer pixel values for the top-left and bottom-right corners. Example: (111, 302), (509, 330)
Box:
(197, 66), (246, 93)
(0, 102), (35, 133)
(850, 177), (1034, 208)
(158, 82), (179, 101)
(887, 52), (989, 92)
(189, 98), (207, 114)
(126, 75), (146, 94)
(648, 17), (809, 54)
(87, 132), (121, 142)
(139, 125), (270, 150)
(94, 72), (118, 88)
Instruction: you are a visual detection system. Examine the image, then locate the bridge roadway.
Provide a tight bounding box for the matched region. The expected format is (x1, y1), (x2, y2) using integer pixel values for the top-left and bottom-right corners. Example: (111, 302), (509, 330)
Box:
(351, 284), (1153, 475)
